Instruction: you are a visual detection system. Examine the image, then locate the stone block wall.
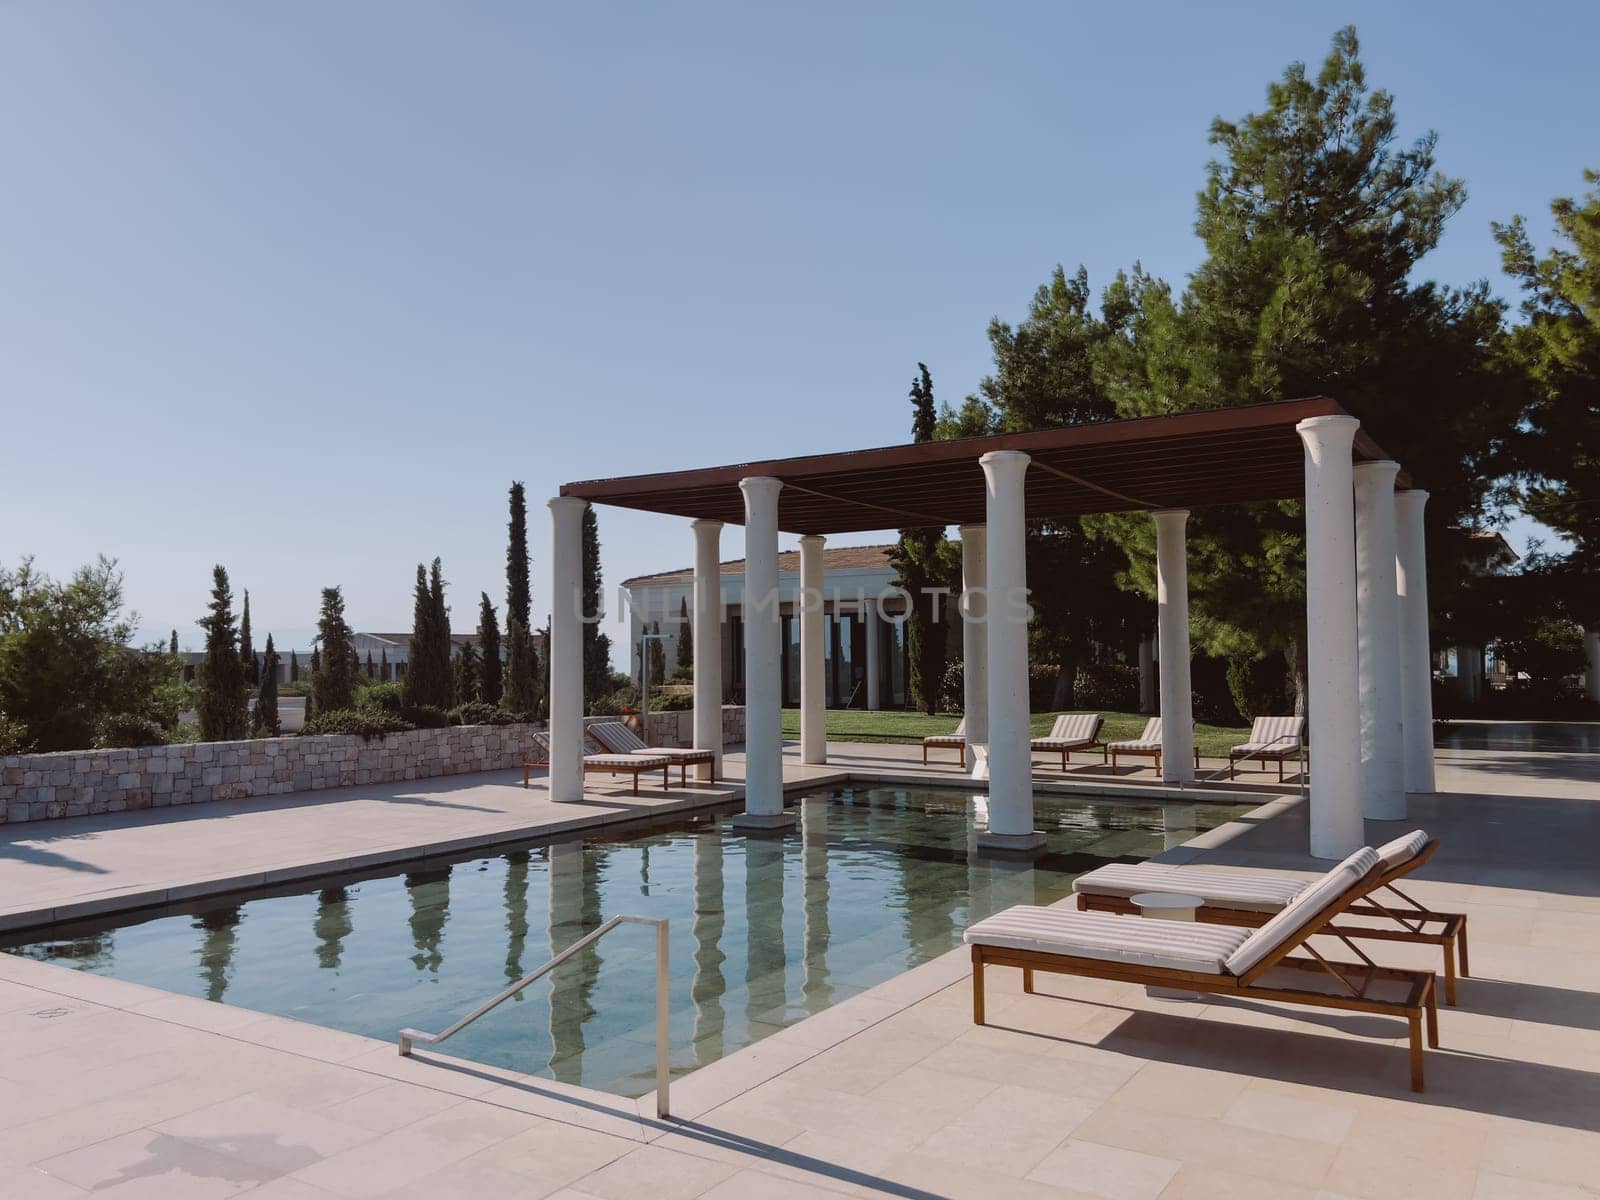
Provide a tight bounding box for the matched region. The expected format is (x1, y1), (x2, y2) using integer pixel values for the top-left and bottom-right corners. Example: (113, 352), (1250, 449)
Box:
(0, 723), (548, 825)
(639, 706), (745, 748)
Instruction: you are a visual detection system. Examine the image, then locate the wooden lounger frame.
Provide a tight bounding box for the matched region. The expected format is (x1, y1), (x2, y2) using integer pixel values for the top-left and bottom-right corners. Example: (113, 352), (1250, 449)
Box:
(974, 870), (1443, 1091)
(1029, 738), (1109, 771)
(1075, 839), (1470, 1004)
(587, 723), (717, 785)
(521, 740), (672, 795)
(1228, 744), (1306, 781)
(921, 737), (965, 767)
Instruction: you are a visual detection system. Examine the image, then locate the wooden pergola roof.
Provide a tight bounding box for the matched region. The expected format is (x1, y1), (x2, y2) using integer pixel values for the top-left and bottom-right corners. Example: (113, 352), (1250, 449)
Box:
(562, 396), (1402, 535)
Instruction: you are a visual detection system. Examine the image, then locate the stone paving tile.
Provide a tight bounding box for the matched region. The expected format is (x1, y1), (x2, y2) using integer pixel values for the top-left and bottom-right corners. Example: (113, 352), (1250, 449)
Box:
(1025, 1138), (1181, 1199)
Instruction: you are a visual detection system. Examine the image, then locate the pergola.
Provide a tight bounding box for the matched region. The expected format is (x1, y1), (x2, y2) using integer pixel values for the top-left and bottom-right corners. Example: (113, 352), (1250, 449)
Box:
(552, 396), (1437, 859)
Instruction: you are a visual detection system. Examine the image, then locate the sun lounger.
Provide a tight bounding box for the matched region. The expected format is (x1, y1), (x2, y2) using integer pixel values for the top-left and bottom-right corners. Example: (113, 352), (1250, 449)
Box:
(1029, 713), (1107, 769)
(966, 847), (1441, 1091)
(523, 730), (672, 795)
(588, 720), (717, 785)
(1072, 830), (1469, 1003)
(1106, 717), (1200, 773)
(921, 717), (966, 766)
(1228, 715), (1306, 780)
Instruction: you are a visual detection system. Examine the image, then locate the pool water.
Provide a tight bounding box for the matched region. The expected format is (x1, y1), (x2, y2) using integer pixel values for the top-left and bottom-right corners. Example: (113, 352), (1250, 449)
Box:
(3, 786), (1248, 1096)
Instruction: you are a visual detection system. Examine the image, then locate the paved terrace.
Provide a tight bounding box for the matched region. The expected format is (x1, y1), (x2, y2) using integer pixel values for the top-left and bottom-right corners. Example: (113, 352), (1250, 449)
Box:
(0, 735), (1596, 1199)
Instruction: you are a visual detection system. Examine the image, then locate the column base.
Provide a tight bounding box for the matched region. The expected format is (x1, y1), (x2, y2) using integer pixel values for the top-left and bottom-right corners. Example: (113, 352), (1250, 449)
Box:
(729, 810), (797, 832)
(974, 829), (1047, 854)
(965, 744), (989, 780)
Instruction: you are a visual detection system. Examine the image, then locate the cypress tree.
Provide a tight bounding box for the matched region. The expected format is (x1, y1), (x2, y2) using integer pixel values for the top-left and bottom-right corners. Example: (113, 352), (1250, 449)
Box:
(581, 506), (613, 702)
(169, 629), (179, 656)
(891, 364), (951, 713)
(365, 650), (375, 680)
(312, 588), (356, 713)
(239, 590), (257, 686)
(255, 634), (281, 736)
(290, 649), (300, 683)
(676, 595), (693, 675)
(197, 565), (248, 741)
(646, 620), (667, 692)
(429, 558), (454, 704)
(478, 593), (503, 705)
(380, 647), (389, 681)
(454, 641), (481, 704)
(504, 482), (538, 714)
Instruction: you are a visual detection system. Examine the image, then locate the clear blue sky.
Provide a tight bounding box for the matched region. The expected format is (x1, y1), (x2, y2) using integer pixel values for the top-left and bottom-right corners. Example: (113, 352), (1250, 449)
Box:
(4, 3), (1594, 659)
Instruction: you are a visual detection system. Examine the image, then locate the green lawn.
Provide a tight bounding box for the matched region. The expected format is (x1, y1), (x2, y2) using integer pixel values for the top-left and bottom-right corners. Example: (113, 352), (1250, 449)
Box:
(778, 707), (1250, 759)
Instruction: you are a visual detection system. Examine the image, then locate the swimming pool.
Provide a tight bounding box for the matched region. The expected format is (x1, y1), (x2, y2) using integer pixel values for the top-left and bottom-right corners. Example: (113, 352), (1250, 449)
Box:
(3, 786), (1249, 1096)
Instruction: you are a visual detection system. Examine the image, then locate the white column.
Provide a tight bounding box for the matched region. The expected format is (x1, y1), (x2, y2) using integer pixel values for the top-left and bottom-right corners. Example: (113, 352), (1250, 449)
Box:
(733, 477), (793, 828)
(1297, 416), (1364, 858)
(1585, 628), (1600, 704)
(798, 534), (827, 765)
(1153, 510), (1195, 783)
(1395, 490), (1437, 794)
(547, 496), (587, 803)
(959, 524), (989, 777)
(976, 452), (1041, 851)
(691, 519), (724, 780)
(864, 599), (882, 711)
(1354, 461), (1406, 820)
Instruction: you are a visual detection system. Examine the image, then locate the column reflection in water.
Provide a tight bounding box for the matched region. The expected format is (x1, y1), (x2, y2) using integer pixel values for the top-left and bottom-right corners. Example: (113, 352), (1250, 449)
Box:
(743, 832), (788, 1033)
(313, 887), (353, 970)
(1162, 805), (1196, 851)
(800, 796), (831, 1013)
(690, 821), (727, 1067)
(503, 850), (531, 994)
(898, 792), (957, 963)
(965, 797), (990, 925)
(545, 840), (602, 1083)
(405, 866), (451, 975)
(196, 905), (243, 1003)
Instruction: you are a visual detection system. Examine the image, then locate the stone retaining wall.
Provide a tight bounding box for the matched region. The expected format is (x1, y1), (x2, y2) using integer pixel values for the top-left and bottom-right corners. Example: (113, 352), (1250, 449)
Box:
(638, 705), (746, 748)
(0, 723), (547, 825)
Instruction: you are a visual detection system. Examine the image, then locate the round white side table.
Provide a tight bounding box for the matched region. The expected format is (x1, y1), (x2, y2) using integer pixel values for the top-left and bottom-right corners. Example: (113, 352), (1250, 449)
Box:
(1130, 891), (1204, 999)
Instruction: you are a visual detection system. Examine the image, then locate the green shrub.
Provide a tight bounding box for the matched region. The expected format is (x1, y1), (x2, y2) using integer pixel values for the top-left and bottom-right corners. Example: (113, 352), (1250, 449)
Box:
(1029, 664), (1061, 711)
(399, 704), (453, 729)
(0, 713), (33, 754)
(1073, 662), (1139, 712)
(92, 713), (168, 749)
(937, 660), (964, 714)
(449, 701), (516, 726)
(358, 681), (405, 715)
(301, 707), (413, 739)
(650, 691), (694, 712)
(1226, 653), (1292, 721)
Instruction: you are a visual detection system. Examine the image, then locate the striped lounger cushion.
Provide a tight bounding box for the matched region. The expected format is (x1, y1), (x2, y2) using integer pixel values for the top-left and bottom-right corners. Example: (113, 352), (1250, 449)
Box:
(1072, 863), (1309, 913)
(964, 906), (1250, 974)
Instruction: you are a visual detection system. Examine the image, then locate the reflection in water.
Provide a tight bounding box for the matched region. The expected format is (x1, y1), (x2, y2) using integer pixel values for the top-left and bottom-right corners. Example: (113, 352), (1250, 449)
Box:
(546, 841), (603, 1083)
(744, 833), (787, 1032)
(196, 906), (242, 1002)
(405, 867), (451, 974)
(9, 788), (1251, 1098)
(800, 796), (831, 1013)
(504, 850), (530, 994)
(691, 823), (727, 1065)
(314, 887), (352, 969)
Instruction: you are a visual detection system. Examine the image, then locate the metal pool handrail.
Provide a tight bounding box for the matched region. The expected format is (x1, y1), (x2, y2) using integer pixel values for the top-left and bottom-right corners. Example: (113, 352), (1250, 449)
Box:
(397, 913), (671, 1118)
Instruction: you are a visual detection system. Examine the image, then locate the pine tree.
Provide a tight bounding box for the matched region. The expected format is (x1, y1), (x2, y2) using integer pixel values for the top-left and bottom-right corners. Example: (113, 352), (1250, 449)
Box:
(891, 364), (952, 713)
(582, 506), (613, 703)
(255, 634), (281, 736)
(197, 565), (248, 741)
(311, 588), (356, 713)
(504, 482), (538, 714)
(290, 649), (300, 683)
(239, 590), (257, 686)
(453, 641), (481, 704)
(478, 593), (503, 705)
(676, 595), (693, 675)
